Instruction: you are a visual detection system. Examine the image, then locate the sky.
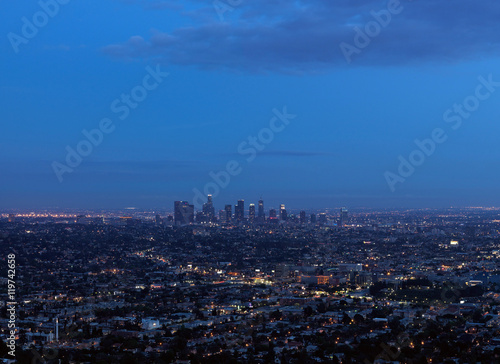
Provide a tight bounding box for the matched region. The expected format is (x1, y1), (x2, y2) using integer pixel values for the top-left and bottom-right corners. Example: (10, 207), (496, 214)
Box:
(2, 0), (500, 211)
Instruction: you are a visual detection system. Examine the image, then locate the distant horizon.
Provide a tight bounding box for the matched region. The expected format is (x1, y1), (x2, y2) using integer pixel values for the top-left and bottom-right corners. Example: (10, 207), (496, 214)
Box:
(3, 204), (500, 215)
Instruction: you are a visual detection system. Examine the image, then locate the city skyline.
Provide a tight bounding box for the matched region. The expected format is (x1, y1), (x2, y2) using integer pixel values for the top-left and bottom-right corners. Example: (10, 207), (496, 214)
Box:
(173, 195), (349, 225)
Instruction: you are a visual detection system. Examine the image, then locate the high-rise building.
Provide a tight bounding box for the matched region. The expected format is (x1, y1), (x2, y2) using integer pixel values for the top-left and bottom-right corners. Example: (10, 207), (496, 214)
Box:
(310, 213), (317, 224)
(195, 211), (204, 223)
(202, 194), (215, 221)
(300, 211), (306, 224)
(318, 213), (327, 225)
(224, 204), (232, 222)
(269, 209), (277, 219)
(249, 204), (256, 222)
(8, 214), (15, 223)
(258, 199), (265, 222)
(339, 207), (349, 227)
(219, 210), (225, 222)
(235, 200), (244, 221)
(280, 204), (287, 221)
(174, 201), (194, 225)
(155, 214), (162, 226)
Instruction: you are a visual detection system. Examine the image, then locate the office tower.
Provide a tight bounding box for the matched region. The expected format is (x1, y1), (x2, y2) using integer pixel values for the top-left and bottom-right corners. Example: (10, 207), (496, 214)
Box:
(269, 209), (277, 219)
(280, 204), (288, 221)
(174, 201), (194, 225)
(300, 210), (306, 224)
(310, 213), (317, 224)
(318, 213), (327, 225)
(249, 204), (256, 222)
(155, 214), (162, 226)
(202, 194), (215, 221)
(195, 211), (205, 223)
(164, 215), (174, 226)
(8, 214), (15, 223)
(339, 207), (349, 227)
(224, 204), (232, 222)
(219, 210), (225, 222)
(258, 198), (265, 222)
(235, 200), (244, 221)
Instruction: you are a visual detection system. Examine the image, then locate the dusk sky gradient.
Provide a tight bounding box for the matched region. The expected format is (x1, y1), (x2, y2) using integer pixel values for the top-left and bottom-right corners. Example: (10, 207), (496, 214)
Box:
(2, 0), (500, 210)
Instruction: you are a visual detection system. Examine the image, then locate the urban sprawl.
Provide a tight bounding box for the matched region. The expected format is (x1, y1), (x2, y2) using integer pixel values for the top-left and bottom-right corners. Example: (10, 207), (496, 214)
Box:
(2, 199), (500, 363)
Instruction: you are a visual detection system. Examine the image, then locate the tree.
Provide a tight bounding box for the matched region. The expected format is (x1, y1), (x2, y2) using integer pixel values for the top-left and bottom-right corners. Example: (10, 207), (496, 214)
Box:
(303, 306), (314, 317)
(342, 313), (352, 325)
(353, 313), (364, 324)
(270, 309), (282, 320)
(264, 341), (275, 362)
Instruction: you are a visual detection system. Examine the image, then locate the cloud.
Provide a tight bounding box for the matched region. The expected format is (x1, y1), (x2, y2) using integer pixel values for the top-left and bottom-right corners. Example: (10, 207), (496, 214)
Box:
(103, 0), (500, 72)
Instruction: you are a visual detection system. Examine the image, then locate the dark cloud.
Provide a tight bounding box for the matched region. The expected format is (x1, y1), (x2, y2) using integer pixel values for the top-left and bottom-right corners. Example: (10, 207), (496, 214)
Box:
(104, 0), (500, 72)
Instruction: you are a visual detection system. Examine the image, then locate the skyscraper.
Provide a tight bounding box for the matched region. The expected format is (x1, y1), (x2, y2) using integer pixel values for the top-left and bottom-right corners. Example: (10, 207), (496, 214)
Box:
(249, 204), (256, 222)
(280, 204), (287, 221)
(318, 213), (327, 225)
(310, 213), (316, 224)
(339, 207), (349, 227)
(202, 194), (215, 221)
(174, 201), (194, 225)
(195, 211), (204, 223)
(235, 200), (244, 221)
(300, 210), (306, 224)
(224, 204), (232, 223)
(258, 198), (265, 222)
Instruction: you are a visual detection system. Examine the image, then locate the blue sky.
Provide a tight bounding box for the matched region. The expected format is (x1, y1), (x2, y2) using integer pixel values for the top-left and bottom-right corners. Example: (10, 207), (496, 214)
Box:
(2, 0), (500, 210)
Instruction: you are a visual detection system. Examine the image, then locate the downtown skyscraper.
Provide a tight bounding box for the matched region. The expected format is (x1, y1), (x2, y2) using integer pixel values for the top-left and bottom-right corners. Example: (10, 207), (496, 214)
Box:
(258, 199), (265, 222)
(202, 194), (215, 221)
(280, 204), (287, 221)
(174, 201), (194, 225)
(249, 204), (256, 222)
(224, 204), (232, 222)
(235, 200), (244, 222)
